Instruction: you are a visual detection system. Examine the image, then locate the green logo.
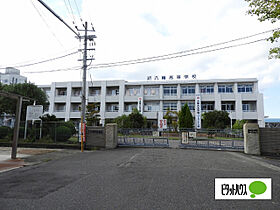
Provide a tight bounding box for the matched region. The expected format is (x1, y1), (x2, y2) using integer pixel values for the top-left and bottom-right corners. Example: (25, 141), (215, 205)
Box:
(249, 181), (267, 198)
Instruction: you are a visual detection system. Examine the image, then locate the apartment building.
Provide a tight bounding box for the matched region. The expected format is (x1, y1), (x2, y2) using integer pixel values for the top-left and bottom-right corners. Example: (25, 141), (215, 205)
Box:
(39, 78), (265, 128)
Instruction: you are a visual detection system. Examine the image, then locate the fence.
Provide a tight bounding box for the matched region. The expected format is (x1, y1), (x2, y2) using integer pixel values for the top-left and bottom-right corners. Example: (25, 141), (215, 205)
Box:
(0, 121), (79, 144)
(259, 128), (280, 156)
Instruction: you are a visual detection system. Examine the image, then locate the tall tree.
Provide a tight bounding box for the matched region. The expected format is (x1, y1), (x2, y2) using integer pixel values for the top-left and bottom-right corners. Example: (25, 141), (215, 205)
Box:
(86, 103), (100, 126)
(163, 108), (178, 130)
(178, 103), (194, 129)
(0, 83), (48, 120)
(202, 110), (230, 129)
(245, 0), (280, 58)
(129, 108), (145, 128)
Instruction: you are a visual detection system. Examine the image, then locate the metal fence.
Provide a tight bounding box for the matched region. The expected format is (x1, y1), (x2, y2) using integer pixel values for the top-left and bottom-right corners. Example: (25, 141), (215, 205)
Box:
(0, 121), (79, 144)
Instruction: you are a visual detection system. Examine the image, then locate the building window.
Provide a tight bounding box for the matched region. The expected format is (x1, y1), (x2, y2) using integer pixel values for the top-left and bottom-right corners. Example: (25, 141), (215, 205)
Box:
(144, 87), (159, 96)
(221, 101), (235, 111)
(181, 86), (195, 95)
(72, 88), (81, 97)
(242, 101), (256, 112)
(54, 103), (66, 112)
(200, 85), (214, 94)
(71, 103), (81, 112)
(124, 103), (137, 112)
(163, 86), (177, 96)
(89, 87), (101, 96)
(163, 102), (177, 111)
(201, 102), (214, 111)
(238, 84), (253, 93)
(125, 87), (140, 96)
(107, 87), (119, 96)
(56, 88), (67, 96)
(181, 101), (195, 111)
(144, 102), (160, 112)
(218, 85), (233, 93)
(106, 103), (119, 112)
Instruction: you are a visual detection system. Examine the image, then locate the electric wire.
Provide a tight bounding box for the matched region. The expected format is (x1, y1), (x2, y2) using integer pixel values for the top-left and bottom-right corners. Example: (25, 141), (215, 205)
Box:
(30, 0), (65, 49)
(92, 28), (277, 67)
(88, 38), (267, 69)
(0, 51), (79, 69)
(23, 37), (266, 74)
(73, 0), (83, 24)
(67, 0), (77, 25)
(23, 66), (81, 73)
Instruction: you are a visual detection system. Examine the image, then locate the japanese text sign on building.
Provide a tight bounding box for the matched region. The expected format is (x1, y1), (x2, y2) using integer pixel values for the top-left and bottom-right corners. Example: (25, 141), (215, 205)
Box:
(147, 74), (197, 81)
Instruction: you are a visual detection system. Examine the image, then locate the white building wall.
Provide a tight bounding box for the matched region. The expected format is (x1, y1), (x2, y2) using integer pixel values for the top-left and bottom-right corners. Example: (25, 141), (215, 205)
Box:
(39, 78), (265, 127)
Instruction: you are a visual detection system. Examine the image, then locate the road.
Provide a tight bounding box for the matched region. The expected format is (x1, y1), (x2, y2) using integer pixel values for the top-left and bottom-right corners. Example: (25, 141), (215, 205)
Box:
(0, 148), (279, 210)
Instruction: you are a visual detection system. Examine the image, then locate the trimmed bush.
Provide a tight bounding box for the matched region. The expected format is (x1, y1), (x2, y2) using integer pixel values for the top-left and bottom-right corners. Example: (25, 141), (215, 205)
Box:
(61, 121), (76, 135)
(55, 126), (72, 142)
(0, 126), (12, 139)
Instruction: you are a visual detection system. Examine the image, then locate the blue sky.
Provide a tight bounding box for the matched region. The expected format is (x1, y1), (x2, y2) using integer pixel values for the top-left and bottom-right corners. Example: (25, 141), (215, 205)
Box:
(0, 0), (279, 117)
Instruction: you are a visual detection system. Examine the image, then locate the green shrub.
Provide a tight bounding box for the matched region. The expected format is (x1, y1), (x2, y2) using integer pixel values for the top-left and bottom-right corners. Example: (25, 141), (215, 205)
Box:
(55, 126), (72, 142)
(0, 126), (12, 139)
(61, 121), (76, 135)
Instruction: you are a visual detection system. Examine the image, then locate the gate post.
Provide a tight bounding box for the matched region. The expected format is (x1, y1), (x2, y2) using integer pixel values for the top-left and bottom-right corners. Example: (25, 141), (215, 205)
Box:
(105, 123), (118, 149)
(243, 123), (260, 155)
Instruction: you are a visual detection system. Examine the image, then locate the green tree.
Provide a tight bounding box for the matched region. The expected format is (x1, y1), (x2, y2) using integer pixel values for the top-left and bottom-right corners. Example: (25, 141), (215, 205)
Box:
(163, 108), (178, 130)
(245, 0), (280, 58)
(232, 120), (247, 129)
(202, 110), (230, 129)
(40, 114), (59, 122)
(129, 108), (145, 128)
(86, 103), (100, 126)
(178, 103), (194, 129)
(0, 83), (48, 120)
(115, 114), (131, 128)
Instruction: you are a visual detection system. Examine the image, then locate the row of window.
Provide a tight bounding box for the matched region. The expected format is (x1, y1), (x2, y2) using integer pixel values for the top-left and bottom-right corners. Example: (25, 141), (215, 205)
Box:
(53, 101), (256, 112)
(49, 84), (254, 97)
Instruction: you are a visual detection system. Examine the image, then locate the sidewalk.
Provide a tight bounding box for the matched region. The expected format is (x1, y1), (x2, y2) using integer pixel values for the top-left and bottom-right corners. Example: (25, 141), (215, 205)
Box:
(0, 147), (58, 173)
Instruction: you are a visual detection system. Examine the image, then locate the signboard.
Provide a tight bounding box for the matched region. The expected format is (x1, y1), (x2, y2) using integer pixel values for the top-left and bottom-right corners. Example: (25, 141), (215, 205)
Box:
(195, 94), (201, 129)
(26, 105), (43, 121)
(79, 123), (86, 143)
(188, 132), (197, 138)
(182, 132), (188, 144)
(147, 74), (197, 81)
(137, 97), (143, 114)
(158, 119), (167, 129)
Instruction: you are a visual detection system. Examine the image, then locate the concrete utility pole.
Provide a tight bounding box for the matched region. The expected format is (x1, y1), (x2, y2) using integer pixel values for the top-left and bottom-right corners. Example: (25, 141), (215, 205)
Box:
(78, 22), (96, 152)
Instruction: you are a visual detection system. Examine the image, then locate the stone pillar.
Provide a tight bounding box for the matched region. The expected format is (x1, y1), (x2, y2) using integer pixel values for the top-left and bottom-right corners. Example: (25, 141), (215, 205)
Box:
(243, 123), (260, 155)
(105, 123), (118, 149)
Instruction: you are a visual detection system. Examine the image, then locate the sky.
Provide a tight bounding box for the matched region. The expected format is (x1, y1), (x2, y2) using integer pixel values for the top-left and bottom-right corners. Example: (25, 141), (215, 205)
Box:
(0, 0), (279, 117)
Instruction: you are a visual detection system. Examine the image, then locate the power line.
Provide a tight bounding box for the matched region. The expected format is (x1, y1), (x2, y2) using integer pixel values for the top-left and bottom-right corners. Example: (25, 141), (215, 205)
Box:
(30, 0), (65, 48)
(0, 51), (78, 69)
(67, 0), (77, 25)
(93, 28), (277, 68)
(88, 38), (267, 69)
(73, 0), (83, 24)
(23, 66), (81, 73)
(23, 38), (266, 74)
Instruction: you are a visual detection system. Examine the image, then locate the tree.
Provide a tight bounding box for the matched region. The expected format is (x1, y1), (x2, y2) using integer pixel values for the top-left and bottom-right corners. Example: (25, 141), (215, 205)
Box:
(115, 114), (131, 128)
(232, 120), (247, 129)
(245, 0), (280, 58)
(86, 103), (100, 126)
(0, 83), (48, 120)
(202, 110), (230, 129)
(178, 103), (194, 129)
(163, 108), (178, 131)
(40, 114), (59, 122)
(129, 108), (145, 128)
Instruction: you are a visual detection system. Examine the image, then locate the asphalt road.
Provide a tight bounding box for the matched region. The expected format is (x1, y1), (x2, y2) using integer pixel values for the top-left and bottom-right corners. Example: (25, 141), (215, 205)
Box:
(0, 148), (279, 210)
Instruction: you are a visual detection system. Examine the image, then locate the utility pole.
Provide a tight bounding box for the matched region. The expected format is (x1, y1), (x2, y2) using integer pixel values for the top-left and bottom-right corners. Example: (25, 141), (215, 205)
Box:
(36, 0), (96, 151)
(77, 22), (96, 152)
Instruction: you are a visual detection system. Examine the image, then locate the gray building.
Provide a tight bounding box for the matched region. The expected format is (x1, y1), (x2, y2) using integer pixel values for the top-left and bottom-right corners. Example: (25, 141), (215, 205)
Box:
(0, 67), (27, 85)
(39, 78), (265, 128)
(0, 67), (27, 127)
